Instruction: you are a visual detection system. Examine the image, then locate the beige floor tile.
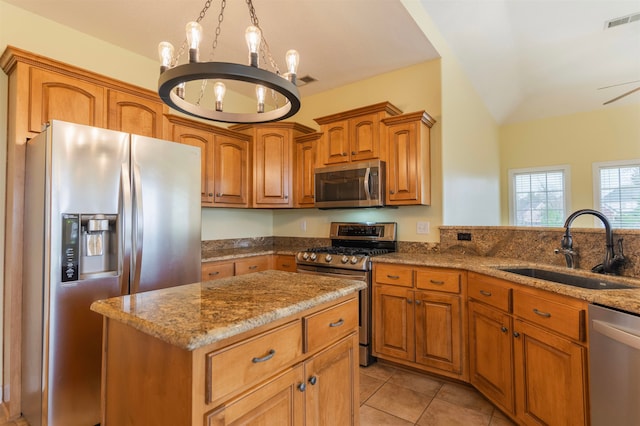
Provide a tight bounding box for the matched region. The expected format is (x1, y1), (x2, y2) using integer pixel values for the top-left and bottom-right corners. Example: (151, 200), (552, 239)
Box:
(435, 382), (495, 415)
(387, 368), (444, 397)
(360, 370), (386, 404)
(489, 414), (518, 426)
(360, 362), (402, 381)
(360, 405), (415, 426)
(365, 382), (433, 423)
(417, 398), (492, 426)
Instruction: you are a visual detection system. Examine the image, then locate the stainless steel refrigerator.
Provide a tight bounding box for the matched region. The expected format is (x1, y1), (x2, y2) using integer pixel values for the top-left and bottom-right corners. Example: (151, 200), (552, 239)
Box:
(22, 120), (202, 426)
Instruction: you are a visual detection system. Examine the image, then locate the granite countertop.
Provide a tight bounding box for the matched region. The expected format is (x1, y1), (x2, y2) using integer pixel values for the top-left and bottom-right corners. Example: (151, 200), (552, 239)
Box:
(90, 270), (366, 351)
(372, 252), (640, 315)
(202, 247), (301, 262)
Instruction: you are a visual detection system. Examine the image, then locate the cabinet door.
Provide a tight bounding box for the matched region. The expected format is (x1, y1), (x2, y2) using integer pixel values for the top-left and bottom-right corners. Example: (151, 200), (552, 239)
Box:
(386, 121), (419, 204)
(513, 319), (587, 426)
(107, 90), (164, 137)
(254, 128), (292, 207)
(349, 113), (380, 162)
(205, 365), (305, 426)
(305, 334), (359, 426)
(321, 120), (349, 165)
(372, 285), (414, 361)
(295, 137), (317, 207)
(214, 134), (250, 207)
(29, 67), (105, 132)
(415, 291), (462, 375)
(468, 300), (515, 415)
(167, 123), (215, 205)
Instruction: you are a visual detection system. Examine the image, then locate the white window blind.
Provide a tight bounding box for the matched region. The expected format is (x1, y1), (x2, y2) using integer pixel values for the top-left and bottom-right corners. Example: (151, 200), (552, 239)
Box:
(594, 161), (640, 228)
(509, 166), (569, 227)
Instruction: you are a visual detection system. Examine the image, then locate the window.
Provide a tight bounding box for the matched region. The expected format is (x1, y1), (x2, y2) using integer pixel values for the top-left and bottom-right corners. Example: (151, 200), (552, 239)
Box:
(509, 166), (570, 227)
(594, 160), (640, 228)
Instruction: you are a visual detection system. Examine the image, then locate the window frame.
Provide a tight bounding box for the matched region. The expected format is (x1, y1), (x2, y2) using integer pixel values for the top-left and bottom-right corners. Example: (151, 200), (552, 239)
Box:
(592, 159), (640, 229)
(508, 165), (571, 227)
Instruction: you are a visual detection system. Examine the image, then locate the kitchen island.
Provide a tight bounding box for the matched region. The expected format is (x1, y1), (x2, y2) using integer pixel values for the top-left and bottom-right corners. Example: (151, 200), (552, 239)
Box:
(90, 270), (365, 426)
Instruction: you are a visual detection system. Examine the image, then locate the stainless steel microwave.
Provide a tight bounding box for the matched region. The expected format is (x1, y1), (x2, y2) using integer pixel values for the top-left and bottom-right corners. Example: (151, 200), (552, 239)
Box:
(314, 160), (385, 208)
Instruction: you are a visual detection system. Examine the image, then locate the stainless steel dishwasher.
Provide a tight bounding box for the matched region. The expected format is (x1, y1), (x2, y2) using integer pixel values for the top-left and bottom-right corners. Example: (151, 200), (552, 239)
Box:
(589, 304), (640, 425)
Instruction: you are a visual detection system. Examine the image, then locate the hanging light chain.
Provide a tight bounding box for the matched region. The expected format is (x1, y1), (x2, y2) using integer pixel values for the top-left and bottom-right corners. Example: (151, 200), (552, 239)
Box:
(245, 0), (280, 75)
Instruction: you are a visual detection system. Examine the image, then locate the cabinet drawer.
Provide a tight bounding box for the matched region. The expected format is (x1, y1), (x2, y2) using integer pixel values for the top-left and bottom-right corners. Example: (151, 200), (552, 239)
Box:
(513, 291), (585, 341)
(274, 255), (297, 272)
(235, 256), (270, 275)
(202, 262), (234, 281)
(304, 298), (358, 353)
(205, 320), (302, 404)
(374, 264), (413, 287)
(468, 275), (512, 312)
(416, 268), (461, 293)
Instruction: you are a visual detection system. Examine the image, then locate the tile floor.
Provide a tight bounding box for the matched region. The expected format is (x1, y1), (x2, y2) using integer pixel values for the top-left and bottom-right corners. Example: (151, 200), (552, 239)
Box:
(360, 362), (517, 426)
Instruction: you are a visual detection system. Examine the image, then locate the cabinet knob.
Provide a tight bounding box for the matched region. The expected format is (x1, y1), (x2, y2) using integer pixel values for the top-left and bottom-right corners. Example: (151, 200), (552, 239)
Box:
(501, 326), (508, 333)
(389, 190), (395, 195)
(351, 151), (356, 155)
(342, 152), (347, 156)
(208, 193), (213, 197)
(308, 376), (318, 386)
(284, 195), (288, 199)
(216, 193), (222, 197)
(407, 299), (413, 304)
(415, 300), (421, 305)
(513, 331), (520, 338)
(298, 383), (306, 392)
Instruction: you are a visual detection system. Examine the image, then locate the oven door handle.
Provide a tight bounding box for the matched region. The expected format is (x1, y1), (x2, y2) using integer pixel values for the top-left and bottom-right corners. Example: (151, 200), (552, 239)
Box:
(363, 167), (372, 200)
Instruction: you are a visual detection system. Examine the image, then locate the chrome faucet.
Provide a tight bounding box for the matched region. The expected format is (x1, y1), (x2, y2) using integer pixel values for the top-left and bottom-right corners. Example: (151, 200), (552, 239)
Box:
(558, 209), (626, 275)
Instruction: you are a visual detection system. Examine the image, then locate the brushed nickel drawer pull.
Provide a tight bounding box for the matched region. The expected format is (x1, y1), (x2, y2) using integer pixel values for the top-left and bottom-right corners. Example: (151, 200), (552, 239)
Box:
(533, 308), (552, 318)
(208, 271), (220, 276)
(479, 290), (492, 297)
(281, 263), (291, 267)
(329, 319), (344, 328)
(387, 274), (400, 279)
(249, 265), (258, 270)
(430, 279), (445, 285)
(252, 349), (276, 363)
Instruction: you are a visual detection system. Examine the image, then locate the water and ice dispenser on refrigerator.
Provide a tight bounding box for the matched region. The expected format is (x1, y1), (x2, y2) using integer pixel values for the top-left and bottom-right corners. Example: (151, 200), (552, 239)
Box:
(61, 213), (117, 282)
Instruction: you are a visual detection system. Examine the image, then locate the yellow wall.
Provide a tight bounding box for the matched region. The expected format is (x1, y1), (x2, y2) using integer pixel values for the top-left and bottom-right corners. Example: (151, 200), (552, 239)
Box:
(499, 104), (640, 226)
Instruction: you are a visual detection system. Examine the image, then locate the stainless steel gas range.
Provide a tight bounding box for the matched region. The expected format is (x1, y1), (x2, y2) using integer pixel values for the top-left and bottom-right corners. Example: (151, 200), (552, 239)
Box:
(296, 222), (397, 366)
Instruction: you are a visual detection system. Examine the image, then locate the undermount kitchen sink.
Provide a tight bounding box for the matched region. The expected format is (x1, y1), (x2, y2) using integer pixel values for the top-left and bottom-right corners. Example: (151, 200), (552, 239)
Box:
(498, 267), (636, 290)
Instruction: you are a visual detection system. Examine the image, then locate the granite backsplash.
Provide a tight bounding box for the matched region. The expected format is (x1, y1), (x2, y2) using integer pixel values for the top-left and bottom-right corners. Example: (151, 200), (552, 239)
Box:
(201, 226), (639, 279)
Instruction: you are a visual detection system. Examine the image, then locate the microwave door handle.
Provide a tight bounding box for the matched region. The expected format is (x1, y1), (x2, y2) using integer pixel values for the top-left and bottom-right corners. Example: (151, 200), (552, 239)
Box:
(363, 167), (372, 200)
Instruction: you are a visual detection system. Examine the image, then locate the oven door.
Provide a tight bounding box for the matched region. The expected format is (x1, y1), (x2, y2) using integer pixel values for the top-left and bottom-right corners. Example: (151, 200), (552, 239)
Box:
(296, 265), (371, 364)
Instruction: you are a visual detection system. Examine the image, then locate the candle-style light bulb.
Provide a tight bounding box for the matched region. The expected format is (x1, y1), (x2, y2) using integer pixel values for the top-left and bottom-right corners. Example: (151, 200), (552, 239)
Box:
(185, 21), (203, 63)
(245, 26), (262, 67)
(213, 82), (226, 112)
(158, 42), (174, 73)
(285, 49), (299, 84)
(256, 84), (266, 113)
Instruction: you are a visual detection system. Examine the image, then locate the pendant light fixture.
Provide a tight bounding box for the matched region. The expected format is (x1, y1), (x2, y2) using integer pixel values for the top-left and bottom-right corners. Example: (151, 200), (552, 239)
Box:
(157, 0), (301, 124)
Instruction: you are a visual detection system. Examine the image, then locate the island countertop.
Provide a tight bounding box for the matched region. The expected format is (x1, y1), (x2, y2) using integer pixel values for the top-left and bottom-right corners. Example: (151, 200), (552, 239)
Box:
(90, 270), (366, 351)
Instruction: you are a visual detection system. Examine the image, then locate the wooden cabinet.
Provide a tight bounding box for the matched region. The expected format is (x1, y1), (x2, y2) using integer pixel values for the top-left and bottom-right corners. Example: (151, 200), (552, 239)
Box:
(107, 89), (164, 137)
(314, 102), (402, 166)
(201, 255), (273, 281)
(29, 67), (106, 132)
(274, 255), (297, 272)
(382, 111), (436, 206)
(166, 115), (251, 207)
(231, 122), (315, 208)
(100, 293), (359, 425)
(467, 272), (589, 425)
(295, 132), (322, 207)
(372, 263), (467, 381)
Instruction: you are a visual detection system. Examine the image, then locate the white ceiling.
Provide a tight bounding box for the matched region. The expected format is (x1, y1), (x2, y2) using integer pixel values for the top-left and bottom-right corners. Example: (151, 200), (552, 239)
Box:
(5, 0), (640, 124)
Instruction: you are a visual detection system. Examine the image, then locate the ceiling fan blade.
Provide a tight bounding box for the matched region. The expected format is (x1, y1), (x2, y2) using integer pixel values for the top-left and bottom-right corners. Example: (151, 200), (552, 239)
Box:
(603, 86), (640, 105)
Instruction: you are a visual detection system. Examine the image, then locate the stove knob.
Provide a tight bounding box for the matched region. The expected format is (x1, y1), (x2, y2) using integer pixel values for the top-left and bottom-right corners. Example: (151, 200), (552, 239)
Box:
(309, 253), (317, 261)
(341, 255), (349, 264)
(350, 256), (359, 264)
(302, 252), (310, 260)
(325, 254), (333, 262)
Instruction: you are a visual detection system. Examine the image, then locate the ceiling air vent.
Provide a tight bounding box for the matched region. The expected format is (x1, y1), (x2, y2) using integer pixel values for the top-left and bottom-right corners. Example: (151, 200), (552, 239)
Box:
(605, 12), (640, 29)
(295, 75), (317, 87)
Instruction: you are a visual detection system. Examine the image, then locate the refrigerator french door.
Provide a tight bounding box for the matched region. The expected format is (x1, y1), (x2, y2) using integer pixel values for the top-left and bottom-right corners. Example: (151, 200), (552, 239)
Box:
(22, 120), (201, 426)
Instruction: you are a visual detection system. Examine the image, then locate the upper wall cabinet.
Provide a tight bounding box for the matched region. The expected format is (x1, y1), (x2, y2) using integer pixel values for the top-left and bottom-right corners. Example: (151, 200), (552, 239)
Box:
(107, 90), (164, 138)
(294, 132), (322, 208)
(231, 122), (315, 208)
(383, 111), (436, 206)
(314, 102), (402, 166)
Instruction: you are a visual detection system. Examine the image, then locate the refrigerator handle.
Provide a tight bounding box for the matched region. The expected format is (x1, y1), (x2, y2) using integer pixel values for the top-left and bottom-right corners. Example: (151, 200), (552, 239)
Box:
(119, 163), (132, 295)
(131, 162), (144, 294)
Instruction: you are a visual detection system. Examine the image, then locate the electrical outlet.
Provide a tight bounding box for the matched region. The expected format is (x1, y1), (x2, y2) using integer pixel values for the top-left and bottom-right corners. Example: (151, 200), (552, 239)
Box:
(300, 220), (307, 232)
(416, 221), (430, 234)
(457, 232), (472, 241)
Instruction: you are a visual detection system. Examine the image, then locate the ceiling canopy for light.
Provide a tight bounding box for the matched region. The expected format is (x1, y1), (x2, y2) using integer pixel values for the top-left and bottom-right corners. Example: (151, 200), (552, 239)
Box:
(157, 0), (301, 124)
